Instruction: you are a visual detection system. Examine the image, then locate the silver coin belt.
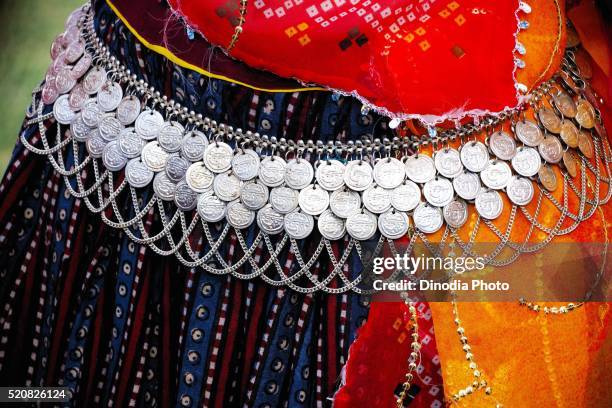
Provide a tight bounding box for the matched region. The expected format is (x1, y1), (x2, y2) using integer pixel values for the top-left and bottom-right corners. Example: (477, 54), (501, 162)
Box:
(21, 4), (612, 293)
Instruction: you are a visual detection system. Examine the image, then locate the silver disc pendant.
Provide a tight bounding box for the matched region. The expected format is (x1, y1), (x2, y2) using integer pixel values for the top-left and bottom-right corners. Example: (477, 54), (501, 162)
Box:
(174, 181), (198, 211)
(141, 141), (169, 172)
(315, 160), (346, 191)
(373, 158), (405, 189)
(184, 162), (213, 192)
(102, 140), (128, 171)
(69, 113), (92, 142)
(55, 67), (76, 94)
(489, 130), (517, 161)
(537, 107), (562, 134)
(362, 185), (392, 214)
(423, 177), (454, 207)
(511, 146), (541, 177)
(460, 141), (489, 173)
(480, 160), (511, 190)
(116, 96), (142, 125)
(153, 172), (177, 201)
(70, 54), (92, 80)
(344, 160), (373, 192)
(391, 181), (421, 212)
(284, 211), (314, 240)
(506, 176), (534, 206)
(434, 148), (463, 178)
(378, 210), (409, 240)
(258, 156), (287, 187)
(83, 67), (107, 95)
(257, 205), (285, 235)
(413, 203), (443, 234)
(213, 171), (242, 202)
(64, 40), (84, 63)
(97, 82), (123, 112)
(241, 181), (269, 210)
(475, 190), (503, 220)
(135, 110), (164, 141)
(197, 194), (227, 222)
(514, 119), (544, 147)
(552, 90), (577, 118)
(226, 201), (255, 229)
(68, 83), (88, 111)
(405, 154), (436, 184)
(197, 193), (227, 222)
(270, 186), (299, 214)
(158, 121), (185, 153)
(346, 210), (377, 241)
(81, 99), (103, 127)
(298, 185), (329, 215)
(53, 95), (76, 125)
(125, 158), (154, 188)
(285, 158), (314, 190)
(443, 198), (468, 229)
(453, 171), (481, 201)
(85, 131), (107, 159)
(538, 136), (563, 164)
(181, 131), (208, 162)
(98, 115), (124, 142)
(204, 142), (234, 174)
(329, 189), (361, 218)
(231, 149), (260, 181)
(117, 128), (145, 158)
(318, 210), (346, 241)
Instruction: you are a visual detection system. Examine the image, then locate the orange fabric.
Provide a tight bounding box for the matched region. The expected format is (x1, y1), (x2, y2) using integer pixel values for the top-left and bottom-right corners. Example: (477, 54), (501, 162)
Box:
(568, 1), (610, 77)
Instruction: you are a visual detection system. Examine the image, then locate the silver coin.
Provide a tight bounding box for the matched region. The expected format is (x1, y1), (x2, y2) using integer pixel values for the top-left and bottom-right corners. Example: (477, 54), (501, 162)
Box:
(257, 205), (285, 235)
(83, 67), (107, 94)
(515, 119), (544, 147)
(362, 185), (392, 214)
(404, 154), (436, 183)
(413, 203), (443, 234)
(460, 141), (489, 173)
(141, 141), (169, 172)
(231, 149), (260, 181)
(343, 160), (373, 191)
(329, 190), (361, 218)
(480, 160), (511, 190)
(538, 136), (563, 164)
(475, 190), (503, 219)
(153, 172), (177, 201)
(174, 181), (198, 211)
(226, 201), (255, 229)
(538, 107), (562, 134)
(181, 131), (209, 162)
(315, 160), (345, 191)
(270, 186), (299, 214)
(298, 185), (329, 215)
(506, 176), (534, 206)
(213, 171), (242, 202)
(55, 67), (76, 94)
(102, 140), (127, 171)
(98, 114), (124, 142)
(452, 172), (481, 201)
(434, 148), (463, 178)
(117, 128), (145, 158)
(511, 146), (541, 177)
(68, 83), (88, 111)
(204, 142), (234, 174)
(64, 40), (84, 63)
(85, 131), (107, 158)
(135, 110), (164, 141)
(390, 181), (421, 212)
(158, 121), (185, 153)
(41, 82), (59, 105)
(317, 210), (346, 241)
(53, 95), (76, 125)
(184, 162), (213, 191)
(241, 181), (269, 210)
(378, 210), (410, 240)
(489, 130), (517, 161)
(116, 96), (141, 125)
(197, 193), (226, 222)
(50, 35), (64, 60)
(70, 54), (92, 80)
(285, 158), (314, 190)
(373, 158), (405, 189)
(423, 177), (454, 207)
(69, 113), (92, 142)
(346, 210), (377, 240)
(258, 156), (286, 187)
(125, 158), (154, 188)
(283, 211), (314, 240)
(443, 198), (468, 229)
(81, 99), (103, 127)
(97, 82), (123, 112)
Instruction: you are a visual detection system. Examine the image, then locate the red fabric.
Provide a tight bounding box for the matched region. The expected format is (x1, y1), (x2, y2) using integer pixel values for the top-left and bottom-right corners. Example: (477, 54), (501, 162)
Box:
(169, 0), (520, 119)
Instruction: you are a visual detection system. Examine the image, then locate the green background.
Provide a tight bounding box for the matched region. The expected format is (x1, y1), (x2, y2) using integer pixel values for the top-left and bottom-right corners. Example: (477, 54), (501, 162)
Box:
(0, 0), (83, 174)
